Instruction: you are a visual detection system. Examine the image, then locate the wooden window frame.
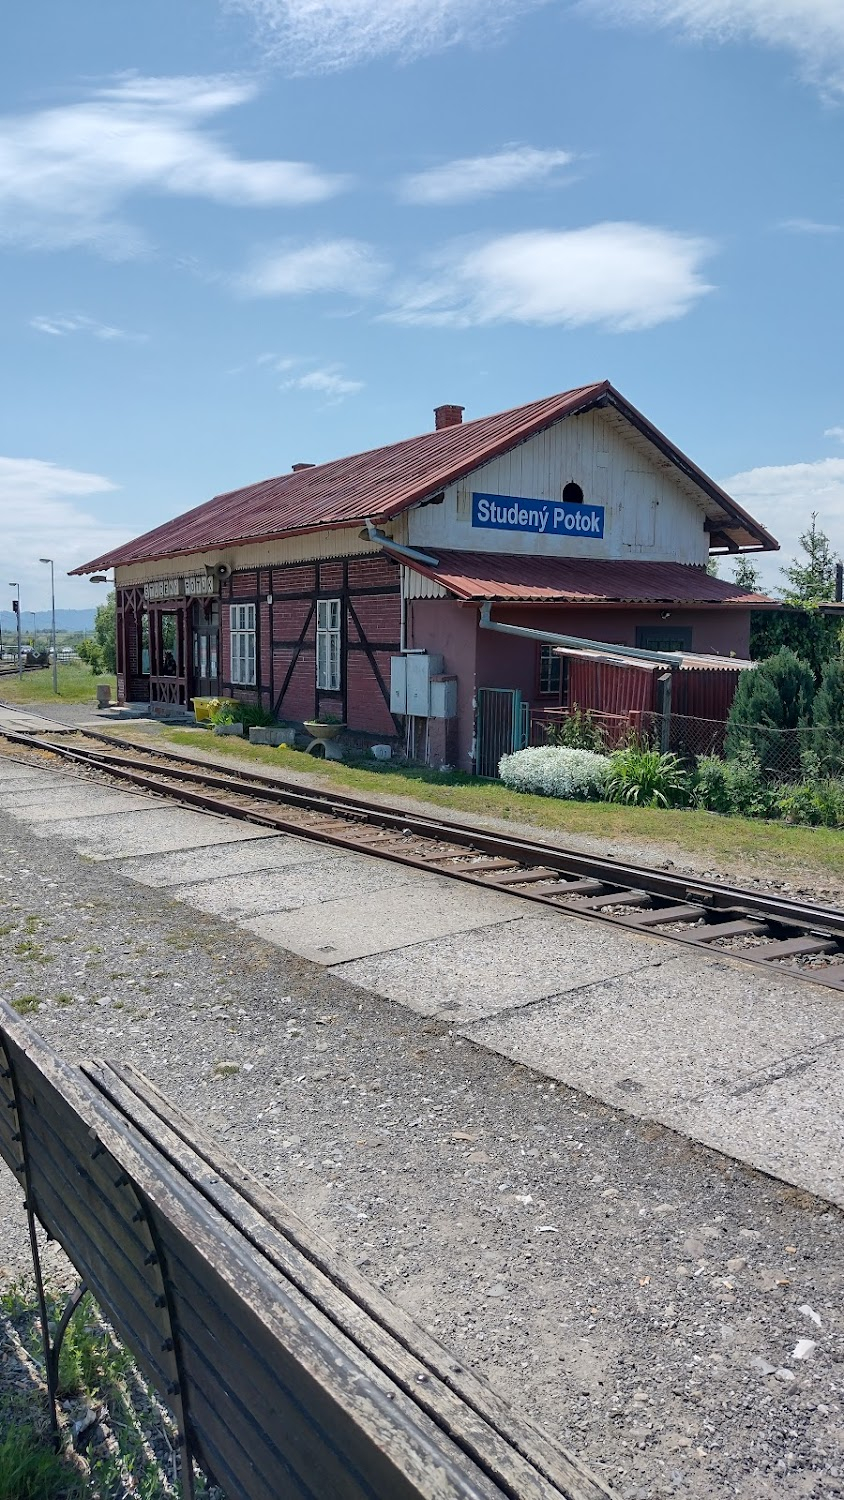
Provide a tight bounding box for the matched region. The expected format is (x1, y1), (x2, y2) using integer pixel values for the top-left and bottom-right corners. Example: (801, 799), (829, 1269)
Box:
(537, 642), (563, 700)
(316, 598), (342, 693)
(230, 602), (257, 686)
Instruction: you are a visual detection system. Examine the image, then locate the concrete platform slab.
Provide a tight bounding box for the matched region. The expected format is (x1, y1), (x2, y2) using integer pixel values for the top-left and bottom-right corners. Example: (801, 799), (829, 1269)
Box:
(0, 766), (56, 790)
(175, 851), (411, 920)
(5, 788), (156, 821)
(113, 834), (324, 888)
(464, 958), (844, 1206)
(0, 788), (58, 808)
(335, 911), (673, 1020)
(249, 879), (520, 965)
(21, 806), (276, 859)
(688, 1036), (844, 1205)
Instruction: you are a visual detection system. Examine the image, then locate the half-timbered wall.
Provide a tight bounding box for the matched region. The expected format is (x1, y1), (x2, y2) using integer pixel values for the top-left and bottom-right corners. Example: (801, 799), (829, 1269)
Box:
(214, 555), (401, 734)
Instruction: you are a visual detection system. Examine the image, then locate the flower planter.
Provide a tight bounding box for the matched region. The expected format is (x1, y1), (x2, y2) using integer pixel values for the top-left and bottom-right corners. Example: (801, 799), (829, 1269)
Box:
(303, 721), (345, 741)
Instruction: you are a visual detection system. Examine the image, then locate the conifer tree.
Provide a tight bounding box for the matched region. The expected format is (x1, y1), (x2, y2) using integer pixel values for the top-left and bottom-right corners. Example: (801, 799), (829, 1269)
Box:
(726, 647), (814, 776)
(812, 655), (844, 774)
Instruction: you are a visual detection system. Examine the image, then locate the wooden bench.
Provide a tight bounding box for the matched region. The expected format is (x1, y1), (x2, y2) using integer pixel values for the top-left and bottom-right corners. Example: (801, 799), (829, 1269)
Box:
(0, 1000), (616, 1499)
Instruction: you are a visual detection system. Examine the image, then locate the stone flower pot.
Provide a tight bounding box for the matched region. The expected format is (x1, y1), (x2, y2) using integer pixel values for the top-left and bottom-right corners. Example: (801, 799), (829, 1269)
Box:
(303, 720), (344, 741)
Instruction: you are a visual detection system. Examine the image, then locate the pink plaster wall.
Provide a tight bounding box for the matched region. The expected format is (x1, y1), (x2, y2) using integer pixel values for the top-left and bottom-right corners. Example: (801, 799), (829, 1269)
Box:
(407, 598), (752, 770)
(407, 598), (478, 769)
(491, 605), (751, 660)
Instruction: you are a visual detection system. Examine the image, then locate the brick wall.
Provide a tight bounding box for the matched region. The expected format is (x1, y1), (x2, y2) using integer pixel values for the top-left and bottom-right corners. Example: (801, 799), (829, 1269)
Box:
(257, 552), (402, 732)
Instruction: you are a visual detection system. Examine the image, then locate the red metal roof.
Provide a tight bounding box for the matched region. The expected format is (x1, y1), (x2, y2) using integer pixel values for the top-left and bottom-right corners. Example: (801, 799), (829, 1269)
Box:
(72, 380), (778, 573)
(404, 552), (778, 607)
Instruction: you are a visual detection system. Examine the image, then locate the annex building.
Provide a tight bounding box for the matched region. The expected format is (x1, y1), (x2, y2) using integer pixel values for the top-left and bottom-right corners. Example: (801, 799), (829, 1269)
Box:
(74, 381), (779, 773)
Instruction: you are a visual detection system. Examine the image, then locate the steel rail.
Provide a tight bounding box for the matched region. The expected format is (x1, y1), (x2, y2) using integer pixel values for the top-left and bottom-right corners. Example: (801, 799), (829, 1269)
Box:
(3, 726), (844, 992)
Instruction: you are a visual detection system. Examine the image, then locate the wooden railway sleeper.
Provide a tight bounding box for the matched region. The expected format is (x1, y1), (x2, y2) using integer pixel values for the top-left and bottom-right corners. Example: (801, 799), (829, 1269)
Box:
(628, 903), (709, 927)
(574, 889), (653, 910)
(691, 919), (770, 943)
(489, 867), (562, 886)
(744, 936), (839, 963)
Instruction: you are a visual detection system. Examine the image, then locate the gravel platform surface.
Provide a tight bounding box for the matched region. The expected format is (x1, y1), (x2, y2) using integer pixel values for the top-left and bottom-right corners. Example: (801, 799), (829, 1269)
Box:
(0, 806), (842, 1499)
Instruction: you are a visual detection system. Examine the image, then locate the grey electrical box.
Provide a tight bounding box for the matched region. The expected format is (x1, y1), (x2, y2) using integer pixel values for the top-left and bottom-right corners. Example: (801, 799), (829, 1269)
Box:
(429, 676), (457, 719)
(407, 653), (443, 715)
(389, 654), (444, 715)
(390, 656), (407, 713)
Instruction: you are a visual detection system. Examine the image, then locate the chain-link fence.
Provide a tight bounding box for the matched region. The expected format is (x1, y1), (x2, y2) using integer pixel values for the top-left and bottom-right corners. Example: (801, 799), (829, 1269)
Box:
(528, 706), (837, 783)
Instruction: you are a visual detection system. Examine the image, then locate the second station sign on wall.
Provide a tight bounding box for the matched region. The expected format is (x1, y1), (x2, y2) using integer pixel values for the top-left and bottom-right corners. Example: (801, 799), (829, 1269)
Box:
(142, 575), (218, 602)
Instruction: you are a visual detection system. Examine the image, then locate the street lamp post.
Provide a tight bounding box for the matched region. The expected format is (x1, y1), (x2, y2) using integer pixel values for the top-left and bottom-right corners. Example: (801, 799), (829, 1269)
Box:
(8, 584), (21, 680)
(39, 559), (58, 695)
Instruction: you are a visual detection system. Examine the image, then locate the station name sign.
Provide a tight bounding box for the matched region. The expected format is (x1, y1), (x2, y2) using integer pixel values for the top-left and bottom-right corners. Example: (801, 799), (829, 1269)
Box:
(472, 491), (605, 539)
(142, 574), (217, 602)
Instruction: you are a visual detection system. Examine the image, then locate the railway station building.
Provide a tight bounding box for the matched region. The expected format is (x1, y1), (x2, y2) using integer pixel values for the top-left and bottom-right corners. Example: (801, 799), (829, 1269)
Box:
(74, 381), (779, 773)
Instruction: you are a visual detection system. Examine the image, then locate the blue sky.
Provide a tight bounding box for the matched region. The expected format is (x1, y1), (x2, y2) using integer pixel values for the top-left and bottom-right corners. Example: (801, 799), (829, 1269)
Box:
(2, 0), (843, 607)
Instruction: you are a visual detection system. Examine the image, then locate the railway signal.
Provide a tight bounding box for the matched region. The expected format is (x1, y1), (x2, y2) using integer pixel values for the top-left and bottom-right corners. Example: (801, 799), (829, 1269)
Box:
(8, 585), (21, 680)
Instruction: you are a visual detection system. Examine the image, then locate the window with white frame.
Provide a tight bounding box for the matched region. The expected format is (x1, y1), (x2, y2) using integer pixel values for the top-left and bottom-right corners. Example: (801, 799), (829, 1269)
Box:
(229, 602), (256, 685)
(316, 598), (341, 691)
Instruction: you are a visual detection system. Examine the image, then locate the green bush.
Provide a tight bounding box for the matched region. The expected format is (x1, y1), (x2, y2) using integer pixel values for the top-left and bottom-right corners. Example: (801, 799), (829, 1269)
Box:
(722, 746), (775, 818)
(776, 776), (844, 828)
(692, 755), (731, 814)
(210, 700), (275, 729)
(812, 656), (844, 774)
(77, 636), (105, 676)
(725, 648), (814, 776)
(544, 706), (607, 752)
(605, 746), (690, 808)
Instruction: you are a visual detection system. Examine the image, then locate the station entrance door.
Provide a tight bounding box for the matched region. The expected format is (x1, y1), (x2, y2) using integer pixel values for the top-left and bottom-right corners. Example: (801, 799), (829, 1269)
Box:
(192, 599), (220, 698)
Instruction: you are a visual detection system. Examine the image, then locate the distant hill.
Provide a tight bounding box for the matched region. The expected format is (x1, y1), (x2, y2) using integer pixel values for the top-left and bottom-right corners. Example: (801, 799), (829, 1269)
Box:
(0, 609), (96, 633)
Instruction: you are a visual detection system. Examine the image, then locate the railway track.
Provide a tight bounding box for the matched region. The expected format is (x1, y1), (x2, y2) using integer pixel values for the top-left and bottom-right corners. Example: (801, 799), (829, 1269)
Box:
(3, 724), (844, 993)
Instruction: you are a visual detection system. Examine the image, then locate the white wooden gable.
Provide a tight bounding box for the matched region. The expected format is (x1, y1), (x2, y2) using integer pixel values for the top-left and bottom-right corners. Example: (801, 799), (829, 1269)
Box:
(404, 404), (710, 565)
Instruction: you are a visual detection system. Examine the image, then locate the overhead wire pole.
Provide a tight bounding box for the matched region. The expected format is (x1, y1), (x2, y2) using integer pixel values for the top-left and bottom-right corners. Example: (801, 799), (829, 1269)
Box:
(39, 558), (58, 695)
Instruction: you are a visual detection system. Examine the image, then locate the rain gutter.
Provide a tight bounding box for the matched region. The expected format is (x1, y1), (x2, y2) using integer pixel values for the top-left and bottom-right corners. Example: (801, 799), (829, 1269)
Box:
(477, 602), (686, 667)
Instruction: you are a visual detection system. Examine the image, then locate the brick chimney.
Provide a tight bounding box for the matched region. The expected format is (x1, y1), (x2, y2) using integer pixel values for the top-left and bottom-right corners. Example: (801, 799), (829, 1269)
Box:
(434, 404), (464, 431)
(291, 462), (315, 472)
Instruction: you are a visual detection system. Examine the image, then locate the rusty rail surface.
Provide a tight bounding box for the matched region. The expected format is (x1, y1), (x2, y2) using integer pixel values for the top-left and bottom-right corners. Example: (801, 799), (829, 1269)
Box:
(4, 725), (844, 993)
(0, 1000), (616, 1500)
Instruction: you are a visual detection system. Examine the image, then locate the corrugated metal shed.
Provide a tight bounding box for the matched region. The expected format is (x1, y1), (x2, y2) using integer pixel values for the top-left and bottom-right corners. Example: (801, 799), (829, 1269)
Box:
(404, 553), (777, 607)
(73, 382), (778, 573)
(568, 657), (657, 716)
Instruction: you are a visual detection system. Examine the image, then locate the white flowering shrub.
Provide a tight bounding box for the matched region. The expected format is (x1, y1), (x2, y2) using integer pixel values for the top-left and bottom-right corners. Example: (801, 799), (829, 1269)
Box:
(498, 746), (611, 800)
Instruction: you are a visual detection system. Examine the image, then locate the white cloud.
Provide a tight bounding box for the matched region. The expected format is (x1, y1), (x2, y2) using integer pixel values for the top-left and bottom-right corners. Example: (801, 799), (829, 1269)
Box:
(281, 366), (364, 398)
(227, 0), (544, 70)
(388, 223), (714, 330)
(236, 238), (387, 297)
(586, 0), (844, 95)
(30, 314), (148, 343)
(721, 456), (844, 590)
(399, 146), (575, 205)
(229, 0), (844, 85)
(0, 74), (347, 257)
(0, 457), (128, 609)
(779, 218), (842, 234)
(825, 426), (844, 442)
